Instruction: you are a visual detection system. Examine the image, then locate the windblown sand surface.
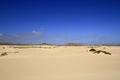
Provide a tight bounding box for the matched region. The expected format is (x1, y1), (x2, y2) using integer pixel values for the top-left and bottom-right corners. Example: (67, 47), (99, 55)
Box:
(0, 45), (120, 80)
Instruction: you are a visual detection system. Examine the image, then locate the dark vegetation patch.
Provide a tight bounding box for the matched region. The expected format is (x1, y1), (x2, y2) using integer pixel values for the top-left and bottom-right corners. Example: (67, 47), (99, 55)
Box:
(1, 52), (8, 56)
(103, 47), (106, 49)
(89, 48), (96, 52)
(89, 48), (111, 55)
(2, 47), (5, 49)
(14, 51), (19, 53)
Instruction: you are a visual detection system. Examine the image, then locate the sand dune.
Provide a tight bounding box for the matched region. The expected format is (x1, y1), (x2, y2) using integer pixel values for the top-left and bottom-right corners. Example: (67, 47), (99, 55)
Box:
(0, 45), (120, 80)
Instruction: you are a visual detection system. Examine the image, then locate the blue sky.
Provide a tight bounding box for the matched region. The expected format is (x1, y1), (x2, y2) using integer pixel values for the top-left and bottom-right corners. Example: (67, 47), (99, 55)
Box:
(0, 0), (120, 44)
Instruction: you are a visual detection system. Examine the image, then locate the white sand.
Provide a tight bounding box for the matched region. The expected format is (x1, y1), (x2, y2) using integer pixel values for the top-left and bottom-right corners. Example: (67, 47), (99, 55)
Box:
(0, 45), (120, 80)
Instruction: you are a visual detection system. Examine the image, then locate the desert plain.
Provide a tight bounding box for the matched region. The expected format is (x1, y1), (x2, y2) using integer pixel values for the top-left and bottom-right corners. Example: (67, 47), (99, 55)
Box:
(0, 45), (120, 80)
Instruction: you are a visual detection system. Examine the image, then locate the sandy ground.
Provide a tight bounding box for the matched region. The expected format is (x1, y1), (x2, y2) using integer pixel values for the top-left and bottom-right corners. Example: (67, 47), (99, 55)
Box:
(0, 45), (120, 80)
